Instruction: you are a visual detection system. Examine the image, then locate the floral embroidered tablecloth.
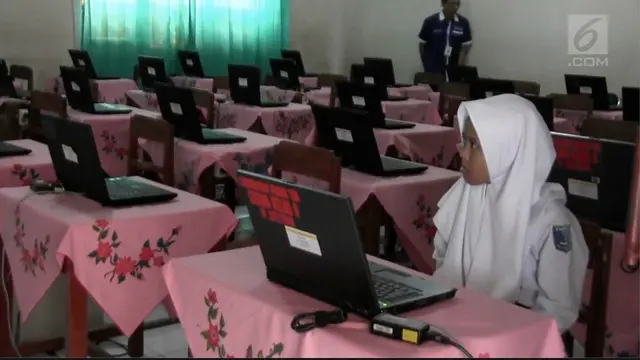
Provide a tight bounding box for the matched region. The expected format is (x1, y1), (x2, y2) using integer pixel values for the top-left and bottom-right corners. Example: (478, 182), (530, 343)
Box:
(0, 140), (56, 187)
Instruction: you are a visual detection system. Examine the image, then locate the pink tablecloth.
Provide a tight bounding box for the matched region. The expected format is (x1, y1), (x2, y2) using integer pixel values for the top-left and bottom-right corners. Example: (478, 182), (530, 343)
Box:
(554, 109), (623, 133)
(46, 77), (138, 105)
(382, 99), (441, 125)
(306, 87), (332, 106)
(374, 124), (458, 168)
(124, 90), (221, 121)
(388, 85), (433, 101)
(163, 247), (566, 358)
(171, 76), (214, 91)
(0, 177), (236, 336)
(0, 140), (56, 187)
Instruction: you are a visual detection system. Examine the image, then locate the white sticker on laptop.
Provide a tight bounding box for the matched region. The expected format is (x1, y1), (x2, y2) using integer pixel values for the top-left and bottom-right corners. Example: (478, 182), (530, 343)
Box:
(284, 226), (322, 257)
(335, 127), (353, 142)
(364, 76), (375, 85)
(147, 67), (156, 76)
(279, 70), (289, 79)
(238, 77), (248, 87)
(185, 59), (194, 66)
(70, 81), (81, 92)
(169, 102), (183, 115)
(77, 59), (85, 66)
(352, 96), (366, 107)
(567, 178), (598, 200)
(372, 323), (393, 335)
(579, 86), (592, 94)
(62, 145), (78, 163)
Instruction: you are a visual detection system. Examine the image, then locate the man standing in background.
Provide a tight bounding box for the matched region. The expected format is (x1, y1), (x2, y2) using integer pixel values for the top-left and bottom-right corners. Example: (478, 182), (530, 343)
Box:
(418, 0), (472, 76)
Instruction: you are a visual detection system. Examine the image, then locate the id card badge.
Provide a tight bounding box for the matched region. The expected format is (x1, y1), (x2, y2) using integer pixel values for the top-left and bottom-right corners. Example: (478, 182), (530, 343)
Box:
(444, 45), (452, 57)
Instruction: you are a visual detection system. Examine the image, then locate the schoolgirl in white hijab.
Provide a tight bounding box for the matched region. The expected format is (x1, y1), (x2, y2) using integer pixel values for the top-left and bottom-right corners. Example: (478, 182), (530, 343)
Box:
(432, 94), (589, 332)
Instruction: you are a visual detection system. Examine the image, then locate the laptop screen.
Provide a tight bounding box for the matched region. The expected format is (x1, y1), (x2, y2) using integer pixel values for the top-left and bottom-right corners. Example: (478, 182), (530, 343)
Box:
(59, 66), (95, 111)
(622, 87), (640, 122)
(281, 50), (306, 76)
(68, 50), (98, 79)
(269, 58), (301, 89)
(177, 50), (204, 78)
(363, 58), (396, 86)
(228, 64), (261, 105)
(138, 56), (170, 90)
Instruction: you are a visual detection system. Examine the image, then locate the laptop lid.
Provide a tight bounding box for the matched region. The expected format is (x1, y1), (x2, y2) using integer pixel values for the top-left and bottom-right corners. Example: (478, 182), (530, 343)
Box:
(447, 65), (479, 83)
(138, 56), (170, 91)
(281, 49), (306, 76)
(564, 74), (610, 110)
(269, 58), (301, 89)
(228, 64), (262, 106)
(0, 60), (8, 77)
(237, 169), (381, 317)
(363, 57), (396, 86)
(59, 66), (96, 113)
(622, 87), (640, 122)
(0, 75), (18, 98)
(523, 95), (554, 131)
(470, 78), (516, 99)
(68, 49), (99, 79)
(335, 80), (385, 123)
(177, 50), (205, 78)
(154, 82), (204, 142)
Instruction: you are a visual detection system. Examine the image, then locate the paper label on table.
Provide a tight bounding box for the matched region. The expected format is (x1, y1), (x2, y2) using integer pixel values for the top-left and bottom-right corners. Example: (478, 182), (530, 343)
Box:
(372, 323), (393, 335)
(77, 59), (85, 66)
(279, 70), (289, 79)
(70, 81), (81, 92)
(284, 226), (322, 256)
(335, 127), (353, 142)
(444, 45), (453, 57)
(185, 59), (194, 66)
(579, 86), (592, 94)
(568, 178), (598, 200)
(147, 67), (156, 76)
(352, 96), (366, 107)
(169, 102), (183, 115)
(62, 145), (78, 163)
(364, 76), (375, 85)
(238, 77), (248, 87)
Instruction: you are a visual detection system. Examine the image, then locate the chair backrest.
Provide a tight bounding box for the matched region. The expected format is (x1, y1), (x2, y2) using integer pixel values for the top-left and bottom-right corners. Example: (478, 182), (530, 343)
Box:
(577, 219), (613, 358)
(513, 80), (541, 96)
(552, 94), (594, 113)
(127, 114), (175, 186)
(271, 140), (341, 193)
(0, 99), (29, 140)
(580, 117), (638, 143)
(27, 90), (67, 142)
(9, 64), (34, 93)
(213, 76), (230, 92)
(413, 72), (445, 90)
(191, 88), (216, 128)
(444, 96), (464, 127)
(316, 73), (348, 107)
(438, 82), (470, 123)
(263, 75), (275, 86)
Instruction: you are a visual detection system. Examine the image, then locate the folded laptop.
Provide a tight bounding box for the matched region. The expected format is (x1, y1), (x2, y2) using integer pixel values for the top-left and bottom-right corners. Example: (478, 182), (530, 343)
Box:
(68, 49), (119, 80)
(335, 80), (415, 130)
(269, 58), (320, 91)
(350, 64), (407, 102)
(0, 75), (19, 98)
(237, 169), (456, 319)
(469, 78), (516, 100)
(177, 50), (214, 79)
(363, 57), (412, 88)
(564, 74), (620, 111)
(522, 95), (554, 131)
(228, 64), (288, 108)
(0, 142), (32, 158)
(446, 65), (479, 83)
(42, 114), (177, 207)
(155, 82), (246, 145)
(138, 56), (173, 93)
(280, 49), (317, 77)
(622, 87), (639, 123)
(311, 104), (427, 177)
(59, 66), (132, 115)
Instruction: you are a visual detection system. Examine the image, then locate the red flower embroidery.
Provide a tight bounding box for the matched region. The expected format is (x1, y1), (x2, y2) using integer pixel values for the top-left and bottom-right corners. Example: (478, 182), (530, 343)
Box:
(95, 220), (109, 229)
(152, 256), (164, 267)
(14, 209), (51, 276)
(478, 353), (491, 358)
(97, 241), (112, 259)
(115, 256), (136, 276)
(11, 165), (40, 186)
(207, 289), (218, 305)
(116, 148), (127, 158)
(207, 324), (220, 349)
(139, 246), (154, 262)
(12, 164), (23, 172)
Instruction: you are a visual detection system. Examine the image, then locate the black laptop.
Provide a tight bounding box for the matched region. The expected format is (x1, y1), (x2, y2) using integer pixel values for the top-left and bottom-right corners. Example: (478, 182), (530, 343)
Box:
(138, 56), (173, 92)
(523, 95), (554, 131)
(280, 49), (317, 77)
(564, 74), (620, 111)
(363, 57), (412, 88)
(335, 81), (415, 130)
(42, 114), (177, 207)
(469, 78), (515, 100)
(622, 87), (640, 123)
(237, 169), (456, 319)
(350, 64), (407, 102)
(0, 60), (8, 77)
(0, 142), (32, 158)
(177, 50), (212, 78)
(228, 64), (288, 107)
(447, 65), (479, 83)
(155, 83), (246, 145)
(68, 49), (118, 80)
(59, 66), (132, 115)
(269, 58), (320, 91)
(0, 75), (19, 98)
(311, 104), (427, 177)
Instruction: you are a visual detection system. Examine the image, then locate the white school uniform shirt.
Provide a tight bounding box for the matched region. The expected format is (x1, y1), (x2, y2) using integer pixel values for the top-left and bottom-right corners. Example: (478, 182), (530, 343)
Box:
(431, 94), (589, 332)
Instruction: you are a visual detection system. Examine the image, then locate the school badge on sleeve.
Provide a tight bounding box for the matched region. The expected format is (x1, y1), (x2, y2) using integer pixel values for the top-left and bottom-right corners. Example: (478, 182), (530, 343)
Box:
(552, 225), (572, 253)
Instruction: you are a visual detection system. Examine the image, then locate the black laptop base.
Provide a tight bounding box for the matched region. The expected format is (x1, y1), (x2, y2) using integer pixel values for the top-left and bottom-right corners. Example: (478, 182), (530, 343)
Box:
(0, 142), (32, 157)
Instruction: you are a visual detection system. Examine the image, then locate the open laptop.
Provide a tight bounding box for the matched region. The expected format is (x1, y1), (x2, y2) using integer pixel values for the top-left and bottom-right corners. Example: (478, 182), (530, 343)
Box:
(523, 95), (554, 131)
(280, 49), (317, 77)
(350, 64), (407, 102)
(42, 114), (177, 207)
(564, 74), (620, 111)
(363, 57), (412, 88)
(335, 81), (415, 130)
(228, 64), (288, 107)
(177, 50), (211, 78)
(237, 169), (456, 319)
(469, 78), (516, 100)
(0, 60), (8, 77)
(548, 132), (635, 232)
(155, 83), (246, 145)
(0, 142), (32, 158)
(0, 75), (19, 98)
(269, 58), (320, 91)
(138, 56), (173, 92)
(59, 66), (132, 115)
(311, 104), (427, 177)
(622, 87), (640, 123)
(447, 65), (479, 83)
(68, 49), (118, 80)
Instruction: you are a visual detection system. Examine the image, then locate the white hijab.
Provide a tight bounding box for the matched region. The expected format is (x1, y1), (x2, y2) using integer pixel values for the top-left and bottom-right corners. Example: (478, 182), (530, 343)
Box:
(432, 94), (558, 302)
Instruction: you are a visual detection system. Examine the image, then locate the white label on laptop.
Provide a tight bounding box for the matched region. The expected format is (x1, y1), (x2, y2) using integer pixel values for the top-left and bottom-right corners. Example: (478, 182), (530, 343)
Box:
(364, 76), (375, 85)
(238, 77), (248, 88)
(70, 81), (81, 92)
(567, 178), (598, 200)
(579, 86), (592, 94)
(169, 102), (183, 115)
(372, 323), (393, 335)
(77, 59), (85, 66)
(62, 145), (78, 163)
(284, 226), (322, 257)
(352, 96), (366, 107)
(335, 127), (353, 142)
(147, 67), (156, 76)
(185, 59), (194, 66)
(279, 70), (289, 79)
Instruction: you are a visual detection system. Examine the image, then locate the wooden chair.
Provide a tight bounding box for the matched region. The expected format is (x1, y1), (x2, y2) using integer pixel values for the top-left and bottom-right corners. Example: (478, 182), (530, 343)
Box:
(316, 74), (348, 107)
(25, 91), (67, 142)
(213, 76), (229, 93)
(127, 114), (175, 186)
(552, 94), (594, 113)
(580, 117), (638, 143)
(413, 72), (445, 91)
(263, 75), (275, 86)
(0, 99), (29, 140)
(438, 82), (470, 124)
(191, 88), (216, 128)
(9, 64), (34, 95)
(513, 80), (541, 96)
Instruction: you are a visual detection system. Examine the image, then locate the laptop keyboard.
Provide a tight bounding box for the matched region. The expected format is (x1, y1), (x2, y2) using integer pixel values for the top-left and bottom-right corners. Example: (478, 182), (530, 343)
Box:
(372, 275), (421, 303)
(106, 179), (164, 199)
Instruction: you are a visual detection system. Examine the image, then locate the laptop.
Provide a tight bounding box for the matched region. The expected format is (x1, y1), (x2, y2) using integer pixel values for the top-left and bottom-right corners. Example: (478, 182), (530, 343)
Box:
(363, 57), (412, 88)
(311, 104), (427, 177)
(469, 78), (516, 100)
(59, 66), (132, 115)
(138, 56), (173, 92)
(0, 142), (32, 158)
(0, 60), (8, 77)
(622, 87), (640, 123)
(68, 49), (118, 80)
(335, 81), (415, 130)
(42, 114), (177, 207)
(280, 49), (317, 77)
(0, 75), (19, 98)
(564, 74), (620, 111)
(154, 83), (246, 145)
(228, 64), (288, 107)
(447, 65), (479, 83)
(548, 132), (635, 232)
(177, 50), (211, 78)
(269, 58), (320, 91)
(350, 64), (407, 102)
(523, 95), (554, 131)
